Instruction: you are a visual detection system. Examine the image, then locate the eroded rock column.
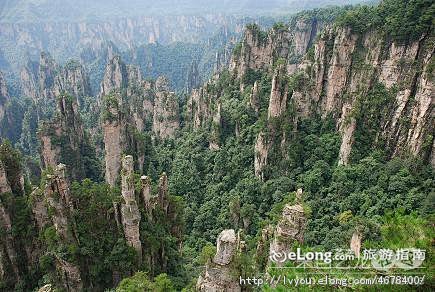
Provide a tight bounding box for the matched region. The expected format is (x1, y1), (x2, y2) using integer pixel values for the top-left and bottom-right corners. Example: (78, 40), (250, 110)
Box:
(120, 155), (142, 262)
(197, 229), (241, 292)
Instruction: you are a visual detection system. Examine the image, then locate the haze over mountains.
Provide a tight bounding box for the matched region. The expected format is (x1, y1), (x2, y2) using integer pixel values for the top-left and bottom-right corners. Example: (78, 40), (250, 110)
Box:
(1, 0), (371, 22)
(0, 0), (371, 94)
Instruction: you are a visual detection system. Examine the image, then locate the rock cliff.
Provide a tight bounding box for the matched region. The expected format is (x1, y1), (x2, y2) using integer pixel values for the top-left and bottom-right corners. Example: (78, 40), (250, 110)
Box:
(1, 14), (241, 74)
(20, 52), (91, 107)
(31, 164), (83, 291)
(101, 56), (180, 185)
(197, 229), (241, 292)
(152, 77), (180, 139)
(244, 18), (435, 178)
(254, 63), (289, 179)
(120, 156), (142, 262)
(230, 19), (323, 80)
(186, 17), (326, 159)
(269, 203), (307, 266)
(0, 71), (9, 132)
(0, 162), (20, 284)
(102, 91), (128, 187)
(38, 93), (94, 181)
(186, 60), (201, 94)
(54, 61), (91, 107)
(289, 26), (434, 166)
(99, 56), (129, 97)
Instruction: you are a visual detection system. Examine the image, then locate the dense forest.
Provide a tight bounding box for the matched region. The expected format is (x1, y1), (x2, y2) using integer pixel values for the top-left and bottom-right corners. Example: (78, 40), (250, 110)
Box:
(0, 0), (433, 291)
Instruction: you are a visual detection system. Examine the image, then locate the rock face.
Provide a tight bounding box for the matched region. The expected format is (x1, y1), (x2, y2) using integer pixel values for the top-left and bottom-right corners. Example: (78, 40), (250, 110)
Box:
(20, 61), (39, 100)
(1, 14), (240, 72)
(139, 172), (182, 272)
(209, 102), (222, 150)
(141, 176), (152, 219)
(102, 93), (127, 187)
(100, 57), (150, 184)
(21, 52), (91, 106)
(54, 61), (91, 106)
(0, 162), (20, 284)
(38, 93), (90, 181)
(0, 71), (8, 102)
(249, 80), (260, 113)
(38, 52), (58, 101)
(185, 74), (226, 149)
(254, 133), (270, 180)
(214, 229), (238, 266)
(241, 18), (435, 176)
(289, 27), (435, 166)
(187, 85), (213, 130)
(140, 173), (171, 220)
(230, 19), (323, 80)
(120, 156), (142, 262)
(202, 12), (435, 178)
(254, 64), (289, 179)
(44, 165), (74, 242)
(267, 64), (289, 119)
(100, 56), (180, 185)
(186, 60), (201, 93)
(152, 77), (180, 139)
(37, 164), (82, 291)
(0, 71), (9, 131)
(350, 232), (362, 258)
(197, 229), (241, 292)
(269, 203), (307, 266)
(157, 173), (170, 214)
(185, 19), (327, 178)
(99, 56), (129, 97)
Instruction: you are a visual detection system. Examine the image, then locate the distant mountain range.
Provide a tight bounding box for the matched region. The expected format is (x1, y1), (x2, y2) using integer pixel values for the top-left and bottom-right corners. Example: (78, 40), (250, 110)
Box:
(0, 0), (373, 23)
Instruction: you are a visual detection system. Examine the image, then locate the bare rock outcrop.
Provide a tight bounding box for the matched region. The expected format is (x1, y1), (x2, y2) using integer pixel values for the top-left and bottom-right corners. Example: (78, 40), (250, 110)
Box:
(120, 156), (142, 262)
(141, 176), (152, 219)
(254, 64), (289, 179)
(186, 60), (201, 93)
(152, 76), (180, 139)
(100, 57), (178, 184)
(350, 232), (362, 258)
(53, 61), (92, 106)
(99, 55), (128, 97)
(20, 61), (39, 100)
(187, 86), (213, 130)
(0, 71), (8, 102)
(38, 93), (90, 181)
(209, 102), (222, 150)
(230, 19), (322, 81)
(37, 284), (53, 292)
(38, 52), (58, 101)
(0, 162), (20, 283)
(102, 93), (127, 187)
(139, 173), (182, 272)
(21, 52), (91, 106)
(101, 88), (151, 185)
(267, 64), (289, 119)
(249, 80), (260, 114)
(0, 71), (11, 138)
(40, 164), (82, 291)
(254, 132), (270, 180)
(290, 27), (435, 166)
(269, 203), (307, 266)
(184, 19), (321, 143)
(197, 229), (241, 292)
